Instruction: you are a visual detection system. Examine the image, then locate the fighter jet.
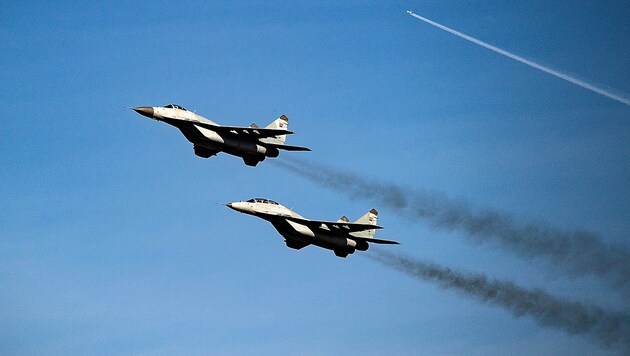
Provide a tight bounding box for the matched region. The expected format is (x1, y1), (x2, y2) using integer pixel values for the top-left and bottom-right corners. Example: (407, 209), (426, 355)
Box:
(133, 104), (310, 166)
(226, 198), (399, 258)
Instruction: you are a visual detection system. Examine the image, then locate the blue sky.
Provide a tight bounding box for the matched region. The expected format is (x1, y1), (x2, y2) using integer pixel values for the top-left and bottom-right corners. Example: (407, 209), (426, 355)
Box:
(1, 1), (629, 355)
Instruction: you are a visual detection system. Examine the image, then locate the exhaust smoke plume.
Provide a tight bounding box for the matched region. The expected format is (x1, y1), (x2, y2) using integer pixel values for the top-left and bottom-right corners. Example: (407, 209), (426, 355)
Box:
(274, 158), (630, 290)
(366, 249), (630, 351)
(406, 10), (630, 107)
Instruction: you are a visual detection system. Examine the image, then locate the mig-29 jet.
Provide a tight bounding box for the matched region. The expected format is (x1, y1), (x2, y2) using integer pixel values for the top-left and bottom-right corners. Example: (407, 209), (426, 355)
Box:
(226, 198), (399, 258)
(133, 104), (310, 166)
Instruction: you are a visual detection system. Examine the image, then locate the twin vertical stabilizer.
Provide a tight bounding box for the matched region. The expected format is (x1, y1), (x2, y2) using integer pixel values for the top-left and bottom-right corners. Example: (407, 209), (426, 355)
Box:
(264, 115), (289, 144)
(353, 209), (379, 238)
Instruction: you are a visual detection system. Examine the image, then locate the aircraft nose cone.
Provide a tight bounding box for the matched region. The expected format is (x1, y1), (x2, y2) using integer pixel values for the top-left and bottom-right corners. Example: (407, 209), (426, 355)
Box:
(133, 106), (154, 118)
(226, 202), (246, 213)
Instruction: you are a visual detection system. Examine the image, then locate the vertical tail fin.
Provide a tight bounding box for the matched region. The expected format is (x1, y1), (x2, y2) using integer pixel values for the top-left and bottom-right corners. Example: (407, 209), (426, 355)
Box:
(354, 209), (378, 237)
(265, 114), (289, 143)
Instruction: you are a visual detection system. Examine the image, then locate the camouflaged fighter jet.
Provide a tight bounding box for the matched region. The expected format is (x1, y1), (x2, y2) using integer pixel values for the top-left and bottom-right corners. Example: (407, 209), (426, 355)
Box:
(226, 198), (399, 258)
(133, 104), (310, 166)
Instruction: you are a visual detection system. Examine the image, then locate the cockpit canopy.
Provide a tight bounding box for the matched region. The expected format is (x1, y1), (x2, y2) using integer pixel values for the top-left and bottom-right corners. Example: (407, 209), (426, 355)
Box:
(164, 104), (188, 111)
(246, 198), (279, 205)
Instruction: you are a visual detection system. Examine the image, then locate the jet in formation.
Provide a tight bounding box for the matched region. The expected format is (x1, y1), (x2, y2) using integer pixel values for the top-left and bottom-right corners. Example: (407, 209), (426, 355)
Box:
(227, 198), (399, 258)
(133, 104), (310, 166)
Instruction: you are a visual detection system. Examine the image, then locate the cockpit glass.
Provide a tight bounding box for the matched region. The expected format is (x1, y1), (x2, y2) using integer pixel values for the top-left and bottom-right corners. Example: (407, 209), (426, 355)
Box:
(247, 198), (278, 204)
(164, 104), (187, 111)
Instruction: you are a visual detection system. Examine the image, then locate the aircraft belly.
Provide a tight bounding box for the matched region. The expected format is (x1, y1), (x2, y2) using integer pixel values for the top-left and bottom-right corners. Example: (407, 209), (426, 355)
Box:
(195, 125), (224, 143)
(173, 122), (207, 144)
(271, 221), (311, 244)
(280, 220), (355, 248)
(266, 217), (359, 256)
(174, 129), (246, 160)
(193, 124), (268, 158)
(311, 232), (357, 250)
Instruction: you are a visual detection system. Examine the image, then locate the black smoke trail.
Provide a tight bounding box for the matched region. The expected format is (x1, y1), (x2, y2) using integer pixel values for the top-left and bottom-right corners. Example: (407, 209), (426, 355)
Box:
(273, 158), (630, 290)
(366, 249), (630, 351)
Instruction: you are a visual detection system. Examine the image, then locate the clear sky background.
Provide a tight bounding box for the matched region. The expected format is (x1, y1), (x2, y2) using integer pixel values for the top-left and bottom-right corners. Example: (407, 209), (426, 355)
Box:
(1, 1), (629, 355)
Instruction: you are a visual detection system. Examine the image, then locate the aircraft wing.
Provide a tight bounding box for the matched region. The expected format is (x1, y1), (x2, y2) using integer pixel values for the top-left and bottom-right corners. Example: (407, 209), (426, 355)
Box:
(351, 236), (400, 245)
(283, 216), (383, 233)
(192, 121), (294, 138)
(252, 211), (398, 245)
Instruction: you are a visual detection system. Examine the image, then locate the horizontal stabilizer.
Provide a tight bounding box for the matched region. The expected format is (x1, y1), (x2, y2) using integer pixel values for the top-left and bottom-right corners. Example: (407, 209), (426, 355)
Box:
(267, 143), (311, 151)
(354, 236), (400, 245)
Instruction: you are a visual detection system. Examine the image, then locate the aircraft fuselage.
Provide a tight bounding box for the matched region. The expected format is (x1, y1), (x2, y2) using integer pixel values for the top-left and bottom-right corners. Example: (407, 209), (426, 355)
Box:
(133, 104), (304, 166)
(226, 199), (387, 258)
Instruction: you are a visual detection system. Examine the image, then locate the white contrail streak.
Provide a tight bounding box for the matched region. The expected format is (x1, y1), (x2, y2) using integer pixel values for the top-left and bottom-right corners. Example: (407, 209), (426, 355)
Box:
(406, 10), (630, 107)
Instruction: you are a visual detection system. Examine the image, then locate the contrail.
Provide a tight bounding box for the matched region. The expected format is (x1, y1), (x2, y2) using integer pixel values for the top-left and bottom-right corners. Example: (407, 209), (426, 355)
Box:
(406, 10), (630, 107)
(273, 158), (630, 291)
(366, 249), (630, 351)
